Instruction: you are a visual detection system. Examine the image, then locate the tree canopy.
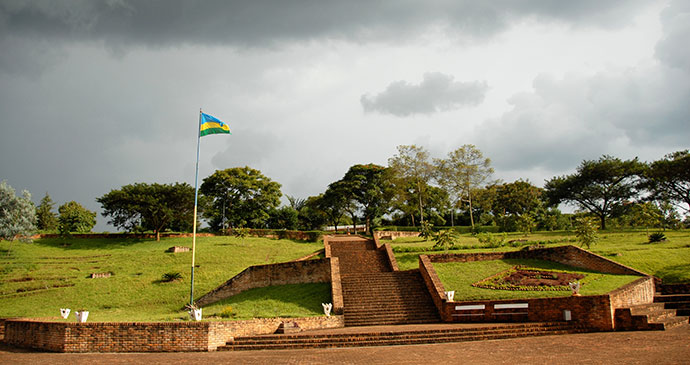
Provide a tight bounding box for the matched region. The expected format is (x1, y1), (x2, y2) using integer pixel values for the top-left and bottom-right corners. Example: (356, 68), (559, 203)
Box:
(97, 182), (194, 240)
(388, 145), (434, 224)
(338, 164), (392, 233)
(200, 166), (282, 230)
(544, 155), (644, 230)
(645, 150), (690, 213)
(58, 201), (96, 234)
(36, 192), (58, 231)
(0, 180), (36, 241)
(435, 144), (493, 229)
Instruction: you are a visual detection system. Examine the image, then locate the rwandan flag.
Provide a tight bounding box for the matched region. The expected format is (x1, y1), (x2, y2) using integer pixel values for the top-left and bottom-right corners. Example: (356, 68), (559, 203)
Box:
(199, 112), (231, 137)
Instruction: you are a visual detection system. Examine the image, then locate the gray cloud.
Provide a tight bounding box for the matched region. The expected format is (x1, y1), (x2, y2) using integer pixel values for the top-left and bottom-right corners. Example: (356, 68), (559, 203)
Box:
(655, 0), (690, 72)
(361, 73), (488, 117)
(0, 0), (649, 47)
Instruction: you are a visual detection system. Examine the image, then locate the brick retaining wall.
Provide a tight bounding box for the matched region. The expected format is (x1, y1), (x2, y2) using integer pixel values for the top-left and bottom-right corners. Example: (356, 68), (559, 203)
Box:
(2, 316), (343, 352)
(418, 245), (654, 331)
(609, 277), (655, 309)
(373, 231), (421, 240)
(427, 245), (648, 276)
(195, 258), (333, 307)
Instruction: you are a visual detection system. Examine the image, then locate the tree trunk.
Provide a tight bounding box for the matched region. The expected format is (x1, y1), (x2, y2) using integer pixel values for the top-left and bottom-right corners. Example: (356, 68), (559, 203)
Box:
(468, 192), (475, 230)
(600, 215), (606, 230)
(156, 230), (160, 242)
(366, 216), (371, 235)
(418, 181), (425, 223)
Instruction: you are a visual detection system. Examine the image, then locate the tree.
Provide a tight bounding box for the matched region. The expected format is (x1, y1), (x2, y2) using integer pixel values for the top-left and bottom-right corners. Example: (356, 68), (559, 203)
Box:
(544, 155), (644, 230)
(338, 164), (393, 233)
(97, 182), (194, 241)
(645, 150), (690, 213)
(494, 180), (543, 217)
(200, 167), (282, 230)
(58, 201), (96, 234)
(318, 182), (351, 233)
(35, 192), (58, 231)
(266, 206), (299, 230)
(574, 217), (599, 250)
(388, 145), (433, 224)
(435, 145), (493, 230)
(0, 180), (36, 241)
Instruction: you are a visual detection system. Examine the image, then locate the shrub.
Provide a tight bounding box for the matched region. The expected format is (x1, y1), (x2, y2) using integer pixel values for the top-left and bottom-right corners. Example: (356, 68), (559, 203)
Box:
(233, 227), (250, 238)
(218, 305), (235, 318)
(575, 217), (599, 249)
(476, 232), (507, 248)
(420, 221), (434, 241)
(433, 229), (456, 251)
(648, 232), (666, 243)
(162, 272), (183, 282)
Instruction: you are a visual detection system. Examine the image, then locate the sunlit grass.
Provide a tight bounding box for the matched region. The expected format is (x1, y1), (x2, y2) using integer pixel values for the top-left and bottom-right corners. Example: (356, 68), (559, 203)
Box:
(0, 236), (322, 321)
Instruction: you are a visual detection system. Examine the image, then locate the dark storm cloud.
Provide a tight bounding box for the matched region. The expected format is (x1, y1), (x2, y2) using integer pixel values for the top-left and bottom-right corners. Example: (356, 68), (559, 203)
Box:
(361, 72), (488, 117)
(0, 0), (649, 47)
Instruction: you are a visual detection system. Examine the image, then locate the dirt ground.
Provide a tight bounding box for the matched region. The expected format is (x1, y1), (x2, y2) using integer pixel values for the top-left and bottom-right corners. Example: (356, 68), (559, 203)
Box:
(1, 325), (689, 364)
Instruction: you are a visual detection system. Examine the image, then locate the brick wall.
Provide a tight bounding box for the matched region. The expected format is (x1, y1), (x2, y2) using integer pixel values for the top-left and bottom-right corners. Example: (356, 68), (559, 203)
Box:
(609, 277), (655, 308)
(328, 257), (344, 314)
(196, 258), (333, 307)
(418, 245), (654, 331)
(207, 316), (344, 350)
(3, 316), (343, 352)
(0, 318), (5, 340)
(373, 231), (421, 240)
(427, 245), (648, 276)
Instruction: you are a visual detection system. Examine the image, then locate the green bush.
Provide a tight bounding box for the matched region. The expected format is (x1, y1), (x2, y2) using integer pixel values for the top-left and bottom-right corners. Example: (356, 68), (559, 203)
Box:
(161, 272), (182, 282)
(648, 232), (666, 243)
(233, 227), (250, 238)
(476, 232), (507, 248)
(218, 305), (235, 318)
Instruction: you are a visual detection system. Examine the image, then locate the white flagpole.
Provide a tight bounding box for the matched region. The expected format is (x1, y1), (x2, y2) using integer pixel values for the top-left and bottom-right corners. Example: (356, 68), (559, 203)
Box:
(190, 109), (202, 307)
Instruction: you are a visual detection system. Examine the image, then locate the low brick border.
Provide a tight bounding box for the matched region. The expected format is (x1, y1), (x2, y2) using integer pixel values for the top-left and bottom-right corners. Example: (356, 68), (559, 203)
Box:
(1, 316), (344, 353)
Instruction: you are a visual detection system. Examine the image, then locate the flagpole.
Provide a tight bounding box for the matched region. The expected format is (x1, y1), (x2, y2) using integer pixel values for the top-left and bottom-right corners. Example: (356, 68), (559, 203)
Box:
(190, 108), (202, 307)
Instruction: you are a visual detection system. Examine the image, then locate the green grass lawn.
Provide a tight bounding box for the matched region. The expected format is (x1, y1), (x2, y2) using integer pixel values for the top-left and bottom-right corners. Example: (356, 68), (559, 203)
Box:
(203, 283), (331, 320)
(392, 229), (690, 284)
(0, 236), (323, 321)
(433, 259), (641, 300)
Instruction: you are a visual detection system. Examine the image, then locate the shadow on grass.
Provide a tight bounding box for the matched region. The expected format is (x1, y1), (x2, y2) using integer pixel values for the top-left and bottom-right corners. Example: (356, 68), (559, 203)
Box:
(31, 237), (155, 250)
(655, 263), (690, 284)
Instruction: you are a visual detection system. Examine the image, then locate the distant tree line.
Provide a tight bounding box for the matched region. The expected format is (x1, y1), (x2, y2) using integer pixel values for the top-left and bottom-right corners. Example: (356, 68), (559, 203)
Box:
(1, 149), (687, 241)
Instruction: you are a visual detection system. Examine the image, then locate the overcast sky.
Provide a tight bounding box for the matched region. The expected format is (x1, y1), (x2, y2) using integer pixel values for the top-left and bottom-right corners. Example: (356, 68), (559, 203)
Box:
(1, 0), (688, 230)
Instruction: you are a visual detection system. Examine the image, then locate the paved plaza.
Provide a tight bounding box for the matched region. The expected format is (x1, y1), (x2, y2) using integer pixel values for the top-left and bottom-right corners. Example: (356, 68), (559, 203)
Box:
(2, 325), (688, 364)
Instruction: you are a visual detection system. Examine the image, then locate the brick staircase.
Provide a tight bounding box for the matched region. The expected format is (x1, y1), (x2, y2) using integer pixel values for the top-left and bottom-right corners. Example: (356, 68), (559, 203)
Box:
(328, 237), (440, 326)
(655, 293), (690, 320)
(342, 271), (440, 326)
(615, 303), (689, 330)
(218, 322), (588, 351)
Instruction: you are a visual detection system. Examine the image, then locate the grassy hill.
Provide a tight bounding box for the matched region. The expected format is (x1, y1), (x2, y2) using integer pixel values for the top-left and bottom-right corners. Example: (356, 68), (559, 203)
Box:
(1, 229), (688, 322)
(0, 236), (324, 321)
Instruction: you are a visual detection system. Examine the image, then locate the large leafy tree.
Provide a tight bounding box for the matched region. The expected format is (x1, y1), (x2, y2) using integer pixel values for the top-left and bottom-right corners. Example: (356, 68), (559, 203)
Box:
(58, 201), (96, 234)
(36, 192), (58, 231)
(494, 180), (543, 217)
(435, 145), (493, 229)
(318, 182), (351, 233)
(0, 180), (36, 241)
(544, 155), (644, 230)
(644, 150), (690, 213)
(388, 145), (434, 224)
(97, 182), (194, 241)
(338, 164), (393, 233)
(200, 167), (282, 230)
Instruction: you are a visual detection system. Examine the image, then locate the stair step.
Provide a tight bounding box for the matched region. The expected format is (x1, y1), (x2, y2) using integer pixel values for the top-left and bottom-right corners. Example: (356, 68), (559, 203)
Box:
(218, 323), (589, 351)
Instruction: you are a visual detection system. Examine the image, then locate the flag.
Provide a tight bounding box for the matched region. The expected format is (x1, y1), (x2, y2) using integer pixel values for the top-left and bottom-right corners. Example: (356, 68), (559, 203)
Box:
(199, 112), (231, 137)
